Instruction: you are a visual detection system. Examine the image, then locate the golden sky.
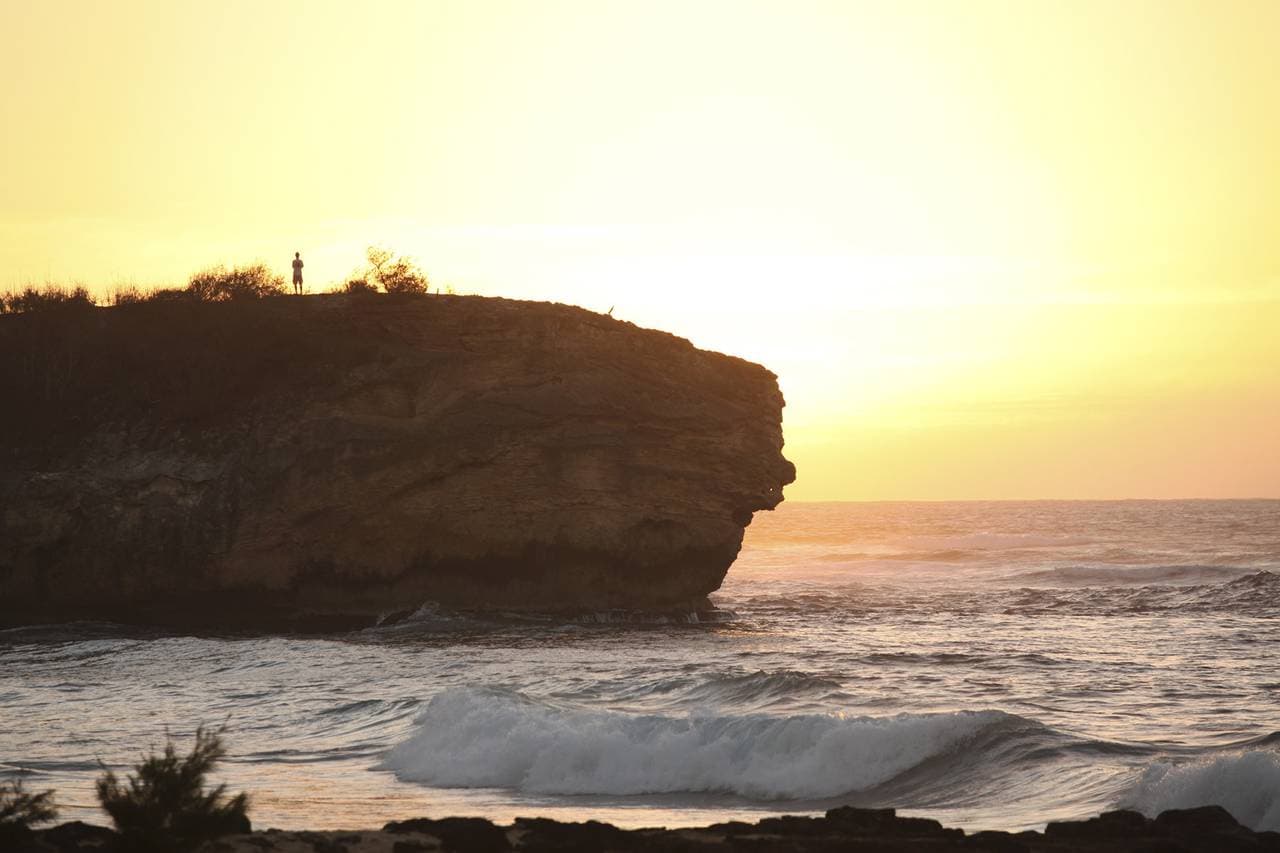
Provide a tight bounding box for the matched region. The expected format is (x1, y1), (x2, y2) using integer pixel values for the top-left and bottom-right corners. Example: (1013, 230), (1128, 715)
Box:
(3, 0), (1277, 499)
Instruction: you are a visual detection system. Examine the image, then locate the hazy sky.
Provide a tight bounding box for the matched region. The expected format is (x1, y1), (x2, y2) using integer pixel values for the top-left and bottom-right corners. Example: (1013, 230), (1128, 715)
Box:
(3, 1), (1277, 500)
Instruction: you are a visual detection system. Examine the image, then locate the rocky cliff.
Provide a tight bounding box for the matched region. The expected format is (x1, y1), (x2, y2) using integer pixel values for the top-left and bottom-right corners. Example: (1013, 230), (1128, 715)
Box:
(0, 295), (794, 630)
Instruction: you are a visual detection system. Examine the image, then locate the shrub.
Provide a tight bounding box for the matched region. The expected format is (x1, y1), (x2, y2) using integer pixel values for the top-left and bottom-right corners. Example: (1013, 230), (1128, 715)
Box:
(187, 263), (285, 302)
(109, 285), (147, 306)
(0, 779), (59, 844)
(342, 277), (378, 295)
(1, 285), (97, 314)
(366, 246), (429, 294)
(145, 287), (192, 302)
(96, 726), (250, 853)
(378, 259), (429, 294)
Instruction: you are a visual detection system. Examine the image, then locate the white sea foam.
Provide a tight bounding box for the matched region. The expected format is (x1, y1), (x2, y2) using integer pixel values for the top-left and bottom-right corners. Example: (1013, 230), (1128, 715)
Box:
(1126, 751), (1280, 831)
(380, 687), (1009, 799)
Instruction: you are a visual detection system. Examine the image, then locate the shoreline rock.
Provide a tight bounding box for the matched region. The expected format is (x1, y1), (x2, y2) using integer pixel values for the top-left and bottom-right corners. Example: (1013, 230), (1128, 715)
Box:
(0, 295), (794, 630)
(16, 805), (1280, 852)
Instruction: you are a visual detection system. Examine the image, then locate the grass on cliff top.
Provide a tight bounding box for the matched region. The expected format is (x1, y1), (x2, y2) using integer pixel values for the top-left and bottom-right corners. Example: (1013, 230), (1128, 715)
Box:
(0, 248), (435, 315)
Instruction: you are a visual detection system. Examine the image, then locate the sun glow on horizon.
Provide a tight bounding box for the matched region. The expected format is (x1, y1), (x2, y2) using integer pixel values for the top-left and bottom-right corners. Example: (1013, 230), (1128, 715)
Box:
(3, 0), (1277, 500)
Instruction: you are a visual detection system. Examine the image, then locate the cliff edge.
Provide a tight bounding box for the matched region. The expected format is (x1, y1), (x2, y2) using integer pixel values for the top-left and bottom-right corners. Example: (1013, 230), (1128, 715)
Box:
(0, 295), (794, 629)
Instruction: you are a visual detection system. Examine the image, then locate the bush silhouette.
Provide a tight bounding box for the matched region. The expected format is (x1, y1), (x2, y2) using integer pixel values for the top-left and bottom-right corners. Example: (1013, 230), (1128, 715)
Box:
(366, 246), (429, 294)
(108, 285), (148, 306)
(187, 263), (285, 302)
(0, 779), (58, 845)
(96, 727), (250, 853)
(1, 285), (96, 314)
(342, 277), (378, 295)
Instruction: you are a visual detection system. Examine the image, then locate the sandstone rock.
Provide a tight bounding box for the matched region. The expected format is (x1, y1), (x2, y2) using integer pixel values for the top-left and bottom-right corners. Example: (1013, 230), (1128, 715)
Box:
(0, 295), (794, 630)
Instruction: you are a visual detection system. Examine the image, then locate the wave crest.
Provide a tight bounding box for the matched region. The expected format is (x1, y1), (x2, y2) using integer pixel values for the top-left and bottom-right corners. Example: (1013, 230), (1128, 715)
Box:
(1126, 750), (1280, 831)
(380, 687), (1021, 799)
(1009, 565), (1256, 587)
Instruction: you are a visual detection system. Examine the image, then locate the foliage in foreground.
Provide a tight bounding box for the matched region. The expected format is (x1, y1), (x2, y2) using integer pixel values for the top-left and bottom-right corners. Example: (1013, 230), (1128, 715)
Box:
(96, 726), (250, 853)
(0, 779), (59, 843)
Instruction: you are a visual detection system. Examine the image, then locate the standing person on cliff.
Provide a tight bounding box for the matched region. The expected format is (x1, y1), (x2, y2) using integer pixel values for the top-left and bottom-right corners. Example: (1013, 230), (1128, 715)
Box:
(291, 252), (304, 294)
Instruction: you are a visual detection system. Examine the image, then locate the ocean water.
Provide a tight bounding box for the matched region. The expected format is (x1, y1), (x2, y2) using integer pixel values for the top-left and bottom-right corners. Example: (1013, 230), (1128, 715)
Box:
(3, 500), (1279, 833)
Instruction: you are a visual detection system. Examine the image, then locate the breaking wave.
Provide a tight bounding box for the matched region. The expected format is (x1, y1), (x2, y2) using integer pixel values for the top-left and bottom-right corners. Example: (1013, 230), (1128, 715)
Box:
(380, 687), (1034, 799)
(1008, 564), (1257, 586)
(1124, 750), (1280, 831)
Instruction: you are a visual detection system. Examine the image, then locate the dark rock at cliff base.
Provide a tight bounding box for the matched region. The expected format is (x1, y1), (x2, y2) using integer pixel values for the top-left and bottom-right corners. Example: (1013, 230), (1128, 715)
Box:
(0, 294), (794, 630)
(28, 806), (1280, 853)
(384, 817), (510, 852)
(14, 820), (117, 852)
(1043, 809), (1151, 841)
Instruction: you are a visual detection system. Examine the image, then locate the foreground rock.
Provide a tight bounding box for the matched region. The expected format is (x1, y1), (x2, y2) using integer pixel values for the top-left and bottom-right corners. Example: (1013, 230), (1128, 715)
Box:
(0, 295), (793, 630)
(18, 806), (1280, 852)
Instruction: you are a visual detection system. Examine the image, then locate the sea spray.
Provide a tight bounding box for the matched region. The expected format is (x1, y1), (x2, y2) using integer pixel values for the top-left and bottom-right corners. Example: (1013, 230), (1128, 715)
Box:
(1125, 751), (1280, 832)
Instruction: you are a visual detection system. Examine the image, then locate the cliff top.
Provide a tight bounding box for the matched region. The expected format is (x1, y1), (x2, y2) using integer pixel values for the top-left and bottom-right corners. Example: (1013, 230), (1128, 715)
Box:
(0, 293), (776, 462)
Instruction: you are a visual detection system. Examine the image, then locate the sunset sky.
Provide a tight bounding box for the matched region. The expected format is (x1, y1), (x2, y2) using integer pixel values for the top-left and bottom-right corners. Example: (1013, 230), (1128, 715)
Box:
(3, 1), (1277, 500)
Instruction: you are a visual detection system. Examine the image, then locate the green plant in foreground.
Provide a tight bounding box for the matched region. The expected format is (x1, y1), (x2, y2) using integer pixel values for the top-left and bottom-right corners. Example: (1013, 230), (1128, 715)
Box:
(0, 778), (59, 843)
(97, 726), (250, 853)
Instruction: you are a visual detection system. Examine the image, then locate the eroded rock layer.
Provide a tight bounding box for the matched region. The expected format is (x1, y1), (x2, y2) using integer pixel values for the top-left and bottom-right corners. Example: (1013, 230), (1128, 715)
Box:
(0, 295), (794, 629)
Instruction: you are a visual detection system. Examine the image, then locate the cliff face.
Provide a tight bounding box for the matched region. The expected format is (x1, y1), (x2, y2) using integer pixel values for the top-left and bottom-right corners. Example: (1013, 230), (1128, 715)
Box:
(0, 295), (794, 629)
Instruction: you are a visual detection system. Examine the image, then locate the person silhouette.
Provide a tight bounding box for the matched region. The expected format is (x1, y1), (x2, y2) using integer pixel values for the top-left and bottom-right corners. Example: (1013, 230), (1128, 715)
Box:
(291, 252), (304, 294)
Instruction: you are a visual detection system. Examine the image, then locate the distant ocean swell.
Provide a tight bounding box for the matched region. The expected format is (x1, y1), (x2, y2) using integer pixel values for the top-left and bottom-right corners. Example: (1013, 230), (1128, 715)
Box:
(380, 687), (1280, 831)
(728, 570), (1280, 617)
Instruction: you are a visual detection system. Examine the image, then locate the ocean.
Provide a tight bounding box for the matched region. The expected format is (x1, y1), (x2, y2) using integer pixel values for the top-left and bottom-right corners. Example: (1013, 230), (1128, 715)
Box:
(3, 500), (1278, 833)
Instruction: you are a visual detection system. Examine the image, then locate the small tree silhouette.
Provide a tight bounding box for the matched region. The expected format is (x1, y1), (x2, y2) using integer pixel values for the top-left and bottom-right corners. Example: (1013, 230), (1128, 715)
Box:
(97, 726), (250, 853)
(0, 779), (58, 845)
(365, 246), (429, 294)
(187, 263), (285, 301)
